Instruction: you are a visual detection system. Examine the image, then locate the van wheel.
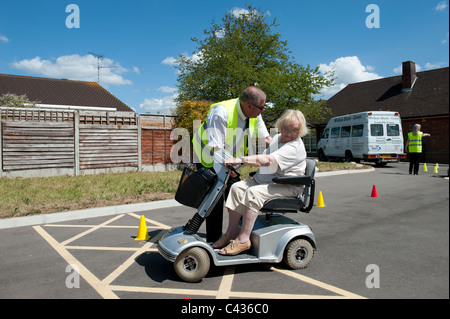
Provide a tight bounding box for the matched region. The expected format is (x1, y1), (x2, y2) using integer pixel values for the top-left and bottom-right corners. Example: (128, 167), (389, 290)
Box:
(283, 239), (314, 270)
(318, 149), (327, 161)
(174, 247), (210, 282)
(345, 151), (353, 162)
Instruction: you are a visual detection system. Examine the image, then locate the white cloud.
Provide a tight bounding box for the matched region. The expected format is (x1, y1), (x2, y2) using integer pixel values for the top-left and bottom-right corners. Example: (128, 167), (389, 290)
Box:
(157, 86), (177, 94)
(435, 1), (448, 11)
(140, 93), (178, 115)
(11, 54), (132, 86)
(230, 7), (253, 18)
(0, 34), (9, 43)
(318, 56), (382, 97)
(133, 66), (140, 75)
(424, 62), (446, 69)
(162, 51), (204, 71)
(161, 56), (178, 66)
(442, 32), (449, 44)
(229, 7), (266, 18)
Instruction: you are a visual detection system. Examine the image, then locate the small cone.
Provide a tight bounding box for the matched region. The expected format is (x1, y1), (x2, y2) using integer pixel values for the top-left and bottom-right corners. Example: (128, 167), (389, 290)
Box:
(135, 215), (150, 241)
(433, 164), (439, 174)
(371, 185), (378, 198)
(316, 191), (326, 207)
(423, 163), (428, 172)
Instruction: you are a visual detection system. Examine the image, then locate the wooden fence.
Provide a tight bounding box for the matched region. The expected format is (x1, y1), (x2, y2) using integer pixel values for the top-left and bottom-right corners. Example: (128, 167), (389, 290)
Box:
(0, 107), (178, 178)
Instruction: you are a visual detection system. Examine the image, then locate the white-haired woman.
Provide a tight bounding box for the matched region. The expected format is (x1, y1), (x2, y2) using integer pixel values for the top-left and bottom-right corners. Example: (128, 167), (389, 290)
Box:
(214, 109), (310, 255)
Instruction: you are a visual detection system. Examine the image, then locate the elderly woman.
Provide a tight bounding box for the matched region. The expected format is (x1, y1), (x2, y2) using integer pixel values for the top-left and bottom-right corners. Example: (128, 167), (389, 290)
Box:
(214, 109), (309, 255)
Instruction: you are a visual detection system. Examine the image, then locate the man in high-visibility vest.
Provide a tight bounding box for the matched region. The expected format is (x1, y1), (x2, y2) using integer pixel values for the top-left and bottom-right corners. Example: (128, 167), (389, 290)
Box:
(193, 86), (271, 242)
(405, 124), (431, 175)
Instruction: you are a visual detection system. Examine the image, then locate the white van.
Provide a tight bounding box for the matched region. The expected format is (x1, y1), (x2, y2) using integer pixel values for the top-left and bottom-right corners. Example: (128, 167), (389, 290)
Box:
(317, 111), (406, 166)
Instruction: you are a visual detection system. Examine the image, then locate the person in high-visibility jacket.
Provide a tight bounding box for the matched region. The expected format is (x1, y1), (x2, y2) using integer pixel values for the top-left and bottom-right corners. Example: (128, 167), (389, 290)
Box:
(193, 86), (271, 242)
(405, 124), (431, 175)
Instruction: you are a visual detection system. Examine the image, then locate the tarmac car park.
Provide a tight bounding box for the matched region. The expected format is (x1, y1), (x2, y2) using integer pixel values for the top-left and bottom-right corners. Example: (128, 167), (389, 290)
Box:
(0, 162), (448, 302)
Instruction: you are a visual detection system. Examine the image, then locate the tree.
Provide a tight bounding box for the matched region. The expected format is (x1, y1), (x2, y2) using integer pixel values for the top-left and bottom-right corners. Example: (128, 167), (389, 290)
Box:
(0, 93), (37, 108)
(172, 100), (212, 138)
(174, 5), (334, 126)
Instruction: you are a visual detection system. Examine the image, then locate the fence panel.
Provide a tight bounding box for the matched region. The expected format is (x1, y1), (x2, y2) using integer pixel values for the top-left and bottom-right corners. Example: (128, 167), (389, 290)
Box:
(1, 121), (75, 171)
(0, 108), (178, 177)
(78, 124), (139, 169)
(141, 128), (175, 165)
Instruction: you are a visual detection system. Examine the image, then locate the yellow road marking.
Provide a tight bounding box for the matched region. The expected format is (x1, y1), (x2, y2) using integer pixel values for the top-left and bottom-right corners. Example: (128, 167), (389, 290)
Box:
(270, 267), (366, 299)
(216, 266), (235, 299)
(33, 212), (366, 299)
(61, 214), (125, 246)
(128, 212), (171, 229)
(33, 225), (119, 299)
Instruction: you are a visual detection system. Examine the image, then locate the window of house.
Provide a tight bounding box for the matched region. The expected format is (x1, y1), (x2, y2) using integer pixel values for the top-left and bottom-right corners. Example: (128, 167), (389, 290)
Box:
(303, 129), (317, 153)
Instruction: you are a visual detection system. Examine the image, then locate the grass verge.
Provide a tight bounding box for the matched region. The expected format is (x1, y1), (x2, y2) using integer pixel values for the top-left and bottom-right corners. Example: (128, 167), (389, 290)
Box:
(0, 162), (370, 219)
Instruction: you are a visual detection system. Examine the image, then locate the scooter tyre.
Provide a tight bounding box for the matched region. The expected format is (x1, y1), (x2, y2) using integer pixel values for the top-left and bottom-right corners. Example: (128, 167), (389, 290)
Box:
(283, 239), (314, 270)
(174, 247), (210, 283)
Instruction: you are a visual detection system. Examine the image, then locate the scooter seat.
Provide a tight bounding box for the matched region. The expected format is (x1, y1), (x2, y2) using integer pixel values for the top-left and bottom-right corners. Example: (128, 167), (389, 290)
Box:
(260, 196), (304, 213)
(258, 159), (317, 214)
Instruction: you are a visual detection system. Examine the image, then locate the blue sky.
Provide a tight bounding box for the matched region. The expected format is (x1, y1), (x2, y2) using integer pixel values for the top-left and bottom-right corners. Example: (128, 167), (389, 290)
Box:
(0, 0), (448, 114)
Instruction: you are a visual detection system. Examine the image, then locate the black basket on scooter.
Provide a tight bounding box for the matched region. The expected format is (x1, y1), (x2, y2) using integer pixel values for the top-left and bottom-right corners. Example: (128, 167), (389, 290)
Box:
(175, 163), (217, 208)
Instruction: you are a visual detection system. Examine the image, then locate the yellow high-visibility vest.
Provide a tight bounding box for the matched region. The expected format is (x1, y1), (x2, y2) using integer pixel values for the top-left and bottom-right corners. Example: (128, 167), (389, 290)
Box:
(408, 131), (423, 153)
(192, 98), (258, 167)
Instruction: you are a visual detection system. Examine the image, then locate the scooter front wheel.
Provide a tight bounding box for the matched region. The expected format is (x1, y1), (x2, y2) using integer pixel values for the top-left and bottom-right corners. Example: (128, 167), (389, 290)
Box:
(174, 247), (210, 282)
(283, 239), (314, 270)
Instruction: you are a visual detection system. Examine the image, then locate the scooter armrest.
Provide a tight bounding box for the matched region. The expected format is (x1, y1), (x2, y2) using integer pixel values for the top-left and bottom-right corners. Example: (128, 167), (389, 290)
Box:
(272, 175), (312, 186)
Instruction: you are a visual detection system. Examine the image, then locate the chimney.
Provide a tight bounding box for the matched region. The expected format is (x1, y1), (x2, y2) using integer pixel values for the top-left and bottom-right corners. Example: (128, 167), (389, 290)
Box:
(402, 61), (417, 91)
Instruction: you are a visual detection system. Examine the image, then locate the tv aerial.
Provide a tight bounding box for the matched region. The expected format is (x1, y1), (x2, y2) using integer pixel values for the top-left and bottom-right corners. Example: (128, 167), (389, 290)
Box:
(88, 52), (118, 83)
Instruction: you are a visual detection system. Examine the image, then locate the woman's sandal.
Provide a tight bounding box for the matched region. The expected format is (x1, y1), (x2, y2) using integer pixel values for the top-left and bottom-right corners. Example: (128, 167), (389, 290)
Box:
(212, 234), (234, 249)
(219, 240), (251, 256)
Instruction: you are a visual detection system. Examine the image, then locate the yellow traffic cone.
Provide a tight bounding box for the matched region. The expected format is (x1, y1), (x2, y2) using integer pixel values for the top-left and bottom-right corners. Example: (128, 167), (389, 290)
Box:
(135, 215), (150, 241)
(317, 191), (326, 207)
(433, 163), (439, 174)
(423, 163), (428, 172)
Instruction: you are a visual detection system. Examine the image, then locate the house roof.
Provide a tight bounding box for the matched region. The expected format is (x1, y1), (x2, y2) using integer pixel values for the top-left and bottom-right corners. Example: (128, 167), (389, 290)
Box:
(318, 66), (449, 125)
(0, 73), (134, 112)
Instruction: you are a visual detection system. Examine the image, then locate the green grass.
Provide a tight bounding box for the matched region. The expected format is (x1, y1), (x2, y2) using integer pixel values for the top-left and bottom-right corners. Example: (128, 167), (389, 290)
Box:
(0, 171), (181, 218)
(0, 161), (370, 219)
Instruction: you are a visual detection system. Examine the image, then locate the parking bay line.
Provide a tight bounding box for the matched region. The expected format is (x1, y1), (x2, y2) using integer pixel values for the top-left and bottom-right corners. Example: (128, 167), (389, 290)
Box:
(33, 213), (366, 299)
(33, 225), (120, 299)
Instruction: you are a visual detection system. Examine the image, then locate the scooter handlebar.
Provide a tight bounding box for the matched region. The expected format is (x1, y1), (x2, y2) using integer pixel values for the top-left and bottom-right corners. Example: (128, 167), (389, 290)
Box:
(226, 164), (241, 177)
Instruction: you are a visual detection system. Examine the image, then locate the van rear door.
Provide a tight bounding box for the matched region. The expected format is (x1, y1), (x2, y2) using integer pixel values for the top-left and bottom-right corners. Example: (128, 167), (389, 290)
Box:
(385, 122), (403, 154)
(369, 123), (385, 153)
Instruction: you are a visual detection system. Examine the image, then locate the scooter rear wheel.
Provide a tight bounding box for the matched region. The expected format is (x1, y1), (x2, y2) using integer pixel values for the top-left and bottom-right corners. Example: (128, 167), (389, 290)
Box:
(283, 239), (314, 269)
(174, 247), (210, 282)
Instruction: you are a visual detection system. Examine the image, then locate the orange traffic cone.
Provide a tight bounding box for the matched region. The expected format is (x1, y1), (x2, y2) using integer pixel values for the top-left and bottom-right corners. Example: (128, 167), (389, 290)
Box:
(371, 185), (378, 198)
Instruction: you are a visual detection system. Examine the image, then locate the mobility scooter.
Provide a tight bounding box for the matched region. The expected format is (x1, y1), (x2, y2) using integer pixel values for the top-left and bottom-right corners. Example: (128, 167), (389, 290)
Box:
(157, 153), (317, 282)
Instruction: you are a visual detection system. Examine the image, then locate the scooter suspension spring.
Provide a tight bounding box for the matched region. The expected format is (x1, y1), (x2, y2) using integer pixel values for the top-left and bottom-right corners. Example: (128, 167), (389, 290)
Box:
(184, 213), (204, 234)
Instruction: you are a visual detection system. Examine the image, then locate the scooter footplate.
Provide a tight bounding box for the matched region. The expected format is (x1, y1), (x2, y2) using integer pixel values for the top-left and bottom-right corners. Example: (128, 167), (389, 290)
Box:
(214, 251), (260, 264)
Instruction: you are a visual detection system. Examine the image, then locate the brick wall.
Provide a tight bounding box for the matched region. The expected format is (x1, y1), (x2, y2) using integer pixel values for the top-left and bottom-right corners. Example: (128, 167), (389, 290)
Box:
(402, 116), (449, 164)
